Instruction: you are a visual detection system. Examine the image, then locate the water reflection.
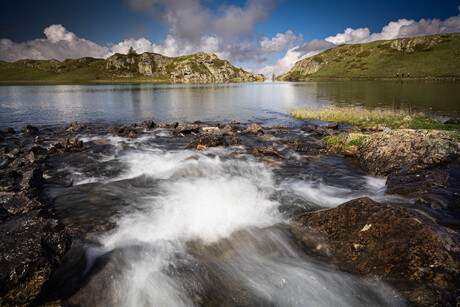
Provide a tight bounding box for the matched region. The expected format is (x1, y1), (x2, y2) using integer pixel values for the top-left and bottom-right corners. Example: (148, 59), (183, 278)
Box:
(0, 81), (458, 129)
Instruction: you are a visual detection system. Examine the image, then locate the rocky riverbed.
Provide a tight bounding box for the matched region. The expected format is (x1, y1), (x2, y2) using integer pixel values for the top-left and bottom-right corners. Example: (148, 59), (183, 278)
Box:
(1, 119), (459, 306)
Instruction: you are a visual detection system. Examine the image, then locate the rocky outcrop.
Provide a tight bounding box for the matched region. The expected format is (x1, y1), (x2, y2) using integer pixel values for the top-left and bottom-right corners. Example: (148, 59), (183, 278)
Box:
(359, 130), (460, 176)
(291, 197), (460, 306)
(105, 52), (264, 83)
(186, 135), (228, 150)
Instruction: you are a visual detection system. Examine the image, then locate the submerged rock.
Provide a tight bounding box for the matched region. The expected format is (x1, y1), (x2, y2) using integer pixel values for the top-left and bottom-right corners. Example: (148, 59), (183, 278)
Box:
(291, 197), (460, 306)
(386, 162), (460, 217)
(359, 130), (460, 176)
(0, 210), (70, 306)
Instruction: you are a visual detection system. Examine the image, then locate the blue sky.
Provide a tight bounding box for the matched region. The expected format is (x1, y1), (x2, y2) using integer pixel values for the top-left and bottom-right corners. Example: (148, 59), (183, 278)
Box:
(1, 0), (460, 75)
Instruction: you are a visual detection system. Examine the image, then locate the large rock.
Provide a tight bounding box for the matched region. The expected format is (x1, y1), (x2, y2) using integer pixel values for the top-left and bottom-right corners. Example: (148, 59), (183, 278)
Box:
(173, 124), (199, 137)
(252, 146), (285, 160)
(288, 138), (327, 155)
(66, 121), (86, 132)
(243, 123), (264, 135)
(0, 210), (70, 306)
(21, 125), (39, 135)
(359, 130), (460, 176)
(291, 197), (460, 305)
(140, 120), (156, 129)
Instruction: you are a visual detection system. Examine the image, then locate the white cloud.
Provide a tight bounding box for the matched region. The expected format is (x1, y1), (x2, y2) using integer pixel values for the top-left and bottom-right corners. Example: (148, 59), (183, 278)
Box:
(0, 24), (108, 62)
(259, 30), (298, 54)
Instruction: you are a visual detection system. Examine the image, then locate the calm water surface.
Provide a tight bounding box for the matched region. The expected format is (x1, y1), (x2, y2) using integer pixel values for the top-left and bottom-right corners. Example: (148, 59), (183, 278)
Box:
(1, 81), (459, 129)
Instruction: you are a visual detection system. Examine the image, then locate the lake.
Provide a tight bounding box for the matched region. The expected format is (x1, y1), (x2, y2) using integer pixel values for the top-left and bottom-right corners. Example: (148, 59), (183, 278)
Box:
(1, 81), (459, 130)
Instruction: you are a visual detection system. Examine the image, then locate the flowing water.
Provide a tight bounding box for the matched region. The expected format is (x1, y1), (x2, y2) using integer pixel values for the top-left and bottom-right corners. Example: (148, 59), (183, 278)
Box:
(2, 81), (458, 306)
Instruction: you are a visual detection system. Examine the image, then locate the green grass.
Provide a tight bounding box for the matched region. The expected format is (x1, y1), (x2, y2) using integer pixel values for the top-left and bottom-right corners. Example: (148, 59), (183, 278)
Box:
(291, 105), (460, 130)
(279, 32), (460, 80)
(323, 133), (369, 151)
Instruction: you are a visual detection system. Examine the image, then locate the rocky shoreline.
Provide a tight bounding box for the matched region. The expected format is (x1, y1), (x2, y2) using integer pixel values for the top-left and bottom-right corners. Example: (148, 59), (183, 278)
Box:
(1, 119), (459, 306)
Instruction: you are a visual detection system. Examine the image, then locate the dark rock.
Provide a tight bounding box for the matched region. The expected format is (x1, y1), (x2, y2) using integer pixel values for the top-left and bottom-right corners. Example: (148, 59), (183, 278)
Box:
(66, 121), (86, 132)
(386, 162), (460, 216)
(21, 125), (39, 135)
(444, 118), (459, 125)
(140, 120), (156, 129)
(244, 123), (264, 135)
(252, 146), (285, 160)
(0, 147), (8, 155)
(200, 125), (232, 136)
(288, 138), (327, 155)
(0, 159), (11, 169)
(0, 210), (69, 306)
(173, 124), (199, 137)
(20, 168), (43, 191)
(35, 136), (44, 143)
(291, 197), (460, 306)
(324, 121), (339, 129)
(301, 125), (316, 132)
(6, 148), (20, 159)
(2, 127), (15, 134)
(29, 144), (47, 155)
(172, 122), (179, 128)
(129, 123), (138, 129)
(231, 120), (240, 125)
(359, 130), (460, 176)
(110, 125), (138, 138)
(0, 192), (43, 215)
(186, 135), (228, 149)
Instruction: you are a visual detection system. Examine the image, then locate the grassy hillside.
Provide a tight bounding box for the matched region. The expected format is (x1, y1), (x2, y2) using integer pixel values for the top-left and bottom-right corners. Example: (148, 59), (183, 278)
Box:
(0, 52), (264, 85)
(279, 33), (460, 81)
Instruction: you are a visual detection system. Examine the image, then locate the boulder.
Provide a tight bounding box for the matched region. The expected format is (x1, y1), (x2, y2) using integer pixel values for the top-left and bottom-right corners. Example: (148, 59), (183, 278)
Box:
(109, 125), (138, 138)
(140, 120), (156, 129)
(0, 210), (69, 306)
(359, 130), (460, 176)
(324, 121), (339, 129)
(0, 192), (43, 215)
(66, 121), (86, 132)
(186, 135), (228, 149)
(301, 124), (316, 132)
(291, 197), (460, 306)
(20, 168), (44, 191)
(21, 125), (39, 135)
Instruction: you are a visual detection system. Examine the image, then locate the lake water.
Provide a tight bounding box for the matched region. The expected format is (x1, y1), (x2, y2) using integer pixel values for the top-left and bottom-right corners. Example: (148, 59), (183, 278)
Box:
(1, 81), (459, 130)
(2, 81), (458, 306)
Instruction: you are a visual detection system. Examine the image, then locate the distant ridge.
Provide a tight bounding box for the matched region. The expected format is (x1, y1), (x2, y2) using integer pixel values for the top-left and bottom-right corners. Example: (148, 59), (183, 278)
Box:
(278, 32), (460, 81)
(0, 52), (264, 84)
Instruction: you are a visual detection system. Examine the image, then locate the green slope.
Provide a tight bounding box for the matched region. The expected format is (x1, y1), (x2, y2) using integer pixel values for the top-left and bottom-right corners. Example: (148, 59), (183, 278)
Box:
(0, 52), (264, 85)
(279, 33), (460, 81)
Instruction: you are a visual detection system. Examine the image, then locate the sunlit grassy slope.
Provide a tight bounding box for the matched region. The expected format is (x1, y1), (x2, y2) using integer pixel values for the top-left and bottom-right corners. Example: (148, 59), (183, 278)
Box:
(279, 33), (460, 81)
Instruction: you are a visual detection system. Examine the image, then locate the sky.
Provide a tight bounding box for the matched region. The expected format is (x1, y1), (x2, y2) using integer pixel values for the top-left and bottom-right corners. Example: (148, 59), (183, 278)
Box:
(1, 0), (460, 76)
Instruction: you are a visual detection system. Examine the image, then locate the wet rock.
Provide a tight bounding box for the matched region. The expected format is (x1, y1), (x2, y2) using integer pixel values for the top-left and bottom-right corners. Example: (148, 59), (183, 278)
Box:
(291, 197), (460, 306)
(2, 127), (15, 134)
(288, 138), (327, 155)
(29, 144), (47, 155)
(359, 130), (460, 176)
(301, 124), (316, 132)
(92, 139), (111, 145)
(342, 145), (359, 156)
(140, 120), (156, 129)
(66, 121), (86, 132)
(200, 125), (232, 136)
(244, 123), (264, 135)
(49, 137), (84, 154)
(173, 124), (199, 137)
(21, 125), (39, 135)
(314, 125), (341, 137)
(0, 210), (70, 306)
(444, 118), (459, 125)
(324, 121), (339, 129)
(0, 192), (43, 215)
(386, 162), (460, 216)
(129, 123), (138, 129)
(252, 146), (285, 160)
(6, 148), (20, 159)
(231, 120), (240, 125)
(109, 126), (138, 138)
(186, 135), (228, 149)
(229, 137), (242, 146)
(35, 136), (44, 143)
(20, 168), (44, 191)
(156, 123), (168, 128)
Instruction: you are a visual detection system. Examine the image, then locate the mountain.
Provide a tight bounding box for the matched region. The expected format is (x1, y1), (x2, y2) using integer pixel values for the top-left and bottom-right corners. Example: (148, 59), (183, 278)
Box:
(278, 32), (460, 81)
(0, 52), (265, 84)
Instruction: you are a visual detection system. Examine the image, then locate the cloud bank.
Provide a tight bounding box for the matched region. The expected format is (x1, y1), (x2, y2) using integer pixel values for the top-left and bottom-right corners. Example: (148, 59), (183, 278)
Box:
(1, 3), (460, 77)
